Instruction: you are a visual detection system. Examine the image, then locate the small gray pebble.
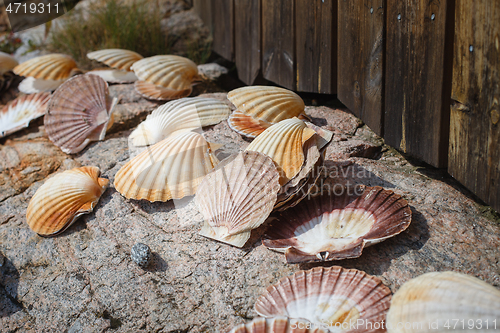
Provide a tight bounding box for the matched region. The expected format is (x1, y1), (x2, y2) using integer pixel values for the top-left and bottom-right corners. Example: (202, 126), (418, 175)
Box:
(131, 243), (151, 268)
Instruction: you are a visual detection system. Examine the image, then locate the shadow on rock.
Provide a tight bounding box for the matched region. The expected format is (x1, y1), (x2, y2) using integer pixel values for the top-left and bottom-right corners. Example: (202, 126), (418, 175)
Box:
(323, 161), (396, 189)
(0, 253), (21, 318)
(144, 252), (169, 272)
(299, 205), (430, 279)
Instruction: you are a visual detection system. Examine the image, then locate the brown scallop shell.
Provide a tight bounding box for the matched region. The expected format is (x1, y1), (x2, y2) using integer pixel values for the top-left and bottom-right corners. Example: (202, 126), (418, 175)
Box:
(0, 51), (18, 75)
(229, 317), (328, 333)
(263, 186), (412, 264)
(13, 54), (79, 80)
(0, 92), (50, 138)
(134, 80), (192, 101)
(26, 166), (109, 236)
(255, 266), (392, 333)
(44, 74), (118, 154)
(227, 110), (272, 138)
(87, 49), (143, 71)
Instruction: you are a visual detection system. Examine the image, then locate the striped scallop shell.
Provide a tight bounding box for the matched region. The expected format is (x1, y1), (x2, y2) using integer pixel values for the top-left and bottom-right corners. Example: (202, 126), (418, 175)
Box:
(129, 97), (231, 148)
(386, 271), (500, 333)
(0, 51), (18, 75)
(264, 186), (412, 264)
(18, 77), (64, 94)
(131, 55), (200, 89)
(195, 151), (281, 247)
(245, 118), (317, 184)
(227, 86), (305, 123)
(13, 54), (79, 80)
(44, 74), (118, 154)
(229, 317), (327, 333)
(134, 80), (192, 101)
(26, 166), (109, 236)
(87, 68), (138, 84)
(0, 92), (50, 138)
(255, 266), (392, 333)
(87, 49), (143, 71)
(227, 110), (272, 138)
(114, 131), (219, 202)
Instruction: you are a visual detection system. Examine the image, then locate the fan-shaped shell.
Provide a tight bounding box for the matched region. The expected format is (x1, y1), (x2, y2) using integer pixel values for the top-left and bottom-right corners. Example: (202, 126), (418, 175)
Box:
(87, 68), (138, 84)
(0, 92), (50, 138)
(245, 118), (317, 184)
(134, 80), (192, 101)
(227, 86), (305, 123)
(264, 186), (412, 263)
(18, 77), (64, 94)
(44, 74), (118, 154)
(227, 110), (272, 138)
(129, 97), (231, 148)
(131, 55), (199, 89)
(195, 151), (281, 247)
(255, 266), (392, 333)
(0, 51), (18, 75)
(26, 166), (109, 236)
(87, 49), (143, 71)
(229, 317), (328, 333)
(13, 54), (79, 80)
(114, 131), (219, 202)
(386, 271), (500, 333)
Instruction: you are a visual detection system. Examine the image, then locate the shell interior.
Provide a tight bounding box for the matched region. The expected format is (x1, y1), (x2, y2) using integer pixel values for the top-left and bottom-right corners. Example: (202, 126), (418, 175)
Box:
(87, 69), (138, 84)
(134, 80), (192, 101)
(0, 92), (50, 138)
(264, 186), (412, 263)
(87, 49), (143, 71)
(18, 77), (64, 94)
(13, 53), (78, 80)
(227, 110), (272, 138)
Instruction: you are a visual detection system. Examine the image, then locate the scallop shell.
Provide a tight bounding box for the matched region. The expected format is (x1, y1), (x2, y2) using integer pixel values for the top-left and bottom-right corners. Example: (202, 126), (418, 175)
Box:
(263, 186), (412, 264)
(44, 74), (118, 154)
(245, 117), (317, 184)
(18, 77), (64, 94)
(134, 80), (192, 101)
(87, 68), (138, 84)
(227, 86), (305, 123)
(87, 49), (143, 71)
(386, 271), (500, 333)
(26, 166), (109, 236)
(229, 317), (328, 333)
(13, 54), (79, 80)
(195, 151), (281, 247)
(255, 266), (392, 333)
(0, 92), (51, 138)
(0, 51), (18, 75)
(114, 131), (219, 202)
(131, 55), (200, 89)
(227, 110), (272, 138)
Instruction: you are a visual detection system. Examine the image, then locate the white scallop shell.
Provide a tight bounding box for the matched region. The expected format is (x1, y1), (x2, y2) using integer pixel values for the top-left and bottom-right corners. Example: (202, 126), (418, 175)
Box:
(386, 271), (500, 333)
(18, 77), (64, 94)
(114, 131), (219, 202)
(87, 69), (138, 84)
(0, 92), (50, 138)
(129, 97), (231, 148)
(195, 151), (281, 247)
(0, 51), (18, 75)
(87, 49), (143, 71)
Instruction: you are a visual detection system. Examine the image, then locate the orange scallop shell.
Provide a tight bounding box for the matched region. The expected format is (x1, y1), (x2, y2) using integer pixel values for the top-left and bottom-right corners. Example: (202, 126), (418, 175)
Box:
(13, 54), (79, 80)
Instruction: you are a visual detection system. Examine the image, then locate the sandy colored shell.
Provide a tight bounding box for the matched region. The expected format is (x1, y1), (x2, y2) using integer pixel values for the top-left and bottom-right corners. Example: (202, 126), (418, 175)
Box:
(134, 80), (192, 101)
(195, 151), (281, 247)
(87, 68), (138, 84)
(44, 74), (118, 154)
(131, 55), (200, 89)
(245, 117), (317, 184)
(227, 110), (272, 138)
(87, 49), (143, 71)
(18, 77), (64, 94)
(129, 97), (231, 148)
(229, 317), (328, 333)
(0, 51), (18, 75)
(256, 266), (392, 333)
(26, 166), (109, 236)
(114, 131), (219, 202)
(13, 54), (79, 80)
(264, 186), (412, 263)
(386, 271), (500, 333)
(227, 86), (305, 123)
(0, 92), (50, 138)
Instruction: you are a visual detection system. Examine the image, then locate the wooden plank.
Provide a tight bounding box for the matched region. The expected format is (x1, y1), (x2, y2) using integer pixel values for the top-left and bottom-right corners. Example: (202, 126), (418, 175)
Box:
(337, 0), (385, 136)
(384, 0), (454, 167)
(449, 0), (500, 212)
(261, 0), (295, 90)
(234, 0), (261, 85)
(193, 0), (213, 34)
(295, 0), (336, 94)
(212, 0), (234, 61)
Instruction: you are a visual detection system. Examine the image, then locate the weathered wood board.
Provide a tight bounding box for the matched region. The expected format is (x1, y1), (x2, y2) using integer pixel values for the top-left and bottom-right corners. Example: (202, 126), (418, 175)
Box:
(337, 0), (385, 136)
(449, 0), (500, 212)
(193, 0), (213, 35)
(384, 0), (454, 167)
(234, 0), (261, 85)
(261, 0), (295, 90)
(212, 0), (234, 61)
(295, 0), (336, 94)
